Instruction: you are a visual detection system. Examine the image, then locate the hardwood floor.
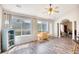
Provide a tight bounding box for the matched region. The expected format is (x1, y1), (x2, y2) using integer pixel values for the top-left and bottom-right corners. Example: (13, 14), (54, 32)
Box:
(3, 37), (79, 54)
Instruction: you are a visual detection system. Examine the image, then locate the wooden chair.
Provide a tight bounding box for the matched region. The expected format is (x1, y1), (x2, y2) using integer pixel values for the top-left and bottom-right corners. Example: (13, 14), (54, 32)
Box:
(72, 40), (79, 54)
(37, 32), (49, 41)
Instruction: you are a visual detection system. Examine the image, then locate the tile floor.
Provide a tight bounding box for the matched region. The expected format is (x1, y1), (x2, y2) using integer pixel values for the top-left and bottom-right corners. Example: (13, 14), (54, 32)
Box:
(3, 37), (79, 54)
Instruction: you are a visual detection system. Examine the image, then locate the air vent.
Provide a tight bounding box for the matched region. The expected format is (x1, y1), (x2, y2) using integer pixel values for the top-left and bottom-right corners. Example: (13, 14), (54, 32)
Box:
(16, 4), (21, 8)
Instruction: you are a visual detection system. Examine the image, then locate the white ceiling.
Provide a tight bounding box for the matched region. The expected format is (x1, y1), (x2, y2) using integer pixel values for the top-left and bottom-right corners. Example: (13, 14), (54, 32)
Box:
(1, 4), (79, 20)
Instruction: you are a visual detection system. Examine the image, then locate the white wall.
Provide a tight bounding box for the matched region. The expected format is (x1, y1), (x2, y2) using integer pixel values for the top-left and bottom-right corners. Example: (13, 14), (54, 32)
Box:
(15, 36), (36, 45)
(76, 20), (79, 40)
(49, 21), (54, 36)
(54, 21), (58, 37)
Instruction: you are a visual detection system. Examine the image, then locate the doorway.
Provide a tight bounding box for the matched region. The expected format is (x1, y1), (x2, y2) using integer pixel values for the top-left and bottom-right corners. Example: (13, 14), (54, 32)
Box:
(64, 25), (67, 36)
(60, 20), (72, 38)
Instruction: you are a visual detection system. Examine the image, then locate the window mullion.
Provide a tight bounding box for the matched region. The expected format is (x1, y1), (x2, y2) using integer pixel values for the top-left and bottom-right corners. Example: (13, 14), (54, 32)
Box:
(21, 21), (22, 36)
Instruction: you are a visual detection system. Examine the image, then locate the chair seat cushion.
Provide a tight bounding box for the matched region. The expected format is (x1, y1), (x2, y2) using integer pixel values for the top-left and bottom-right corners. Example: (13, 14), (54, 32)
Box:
(37, 32), (49, 40)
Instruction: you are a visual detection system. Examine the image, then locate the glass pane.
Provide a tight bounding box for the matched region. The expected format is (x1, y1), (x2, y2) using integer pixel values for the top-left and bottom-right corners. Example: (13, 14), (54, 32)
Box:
(10, 16), (32, 36)
(42, 23), (47, 32)
(22, 20), (31, 35)
(37, 23), (42, 32)
(37, 21), (48, 32)
(10, 17), (21, 36)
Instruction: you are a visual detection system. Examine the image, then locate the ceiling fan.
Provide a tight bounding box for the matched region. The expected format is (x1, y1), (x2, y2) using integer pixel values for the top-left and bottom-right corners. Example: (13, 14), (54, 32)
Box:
(46, 4), (59, 15)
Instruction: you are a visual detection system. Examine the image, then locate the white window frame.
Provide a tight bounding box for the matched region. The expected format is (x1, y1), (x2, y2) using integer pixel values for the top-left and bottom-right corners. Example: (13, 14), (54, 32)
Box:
(11, 16), (32, 37)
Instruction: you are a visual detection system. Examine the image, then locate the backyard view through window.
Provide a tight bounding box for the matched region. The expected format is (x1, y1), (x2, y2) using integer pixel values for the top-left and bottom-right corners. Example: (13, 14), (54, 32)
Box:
(10, 16), (32, 36)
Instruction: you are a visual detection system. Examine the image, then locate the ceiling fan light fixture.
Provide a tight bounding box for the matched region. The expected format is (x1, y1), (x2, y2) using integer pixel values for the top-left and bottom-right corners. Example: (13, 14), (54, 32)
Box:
(48, 4), (52, 14)
(47, 4), (59, 15)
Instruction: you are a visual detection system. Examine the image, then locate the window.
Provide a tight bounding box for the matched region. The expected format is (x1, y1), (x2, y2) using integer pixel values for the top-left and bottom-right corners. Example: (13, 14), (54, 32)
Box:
(10, 16), (32, 36)
(22, 20), (32, 35)
(37, 20), (48, 32)
(10, 18), (22, 36)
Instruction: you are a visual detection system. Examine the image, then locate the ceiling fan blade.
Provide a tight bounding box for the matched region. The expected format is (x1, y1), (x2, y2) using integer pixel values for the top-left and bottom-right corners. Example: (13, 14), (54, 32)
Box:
(54, 10), (59, 13)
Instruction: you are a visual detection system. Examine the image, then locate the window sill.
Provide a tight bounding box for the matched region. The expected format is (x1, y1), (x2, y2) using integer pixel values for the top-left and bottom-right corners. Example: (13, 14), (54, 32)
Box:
(15, 35), (32, 37)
